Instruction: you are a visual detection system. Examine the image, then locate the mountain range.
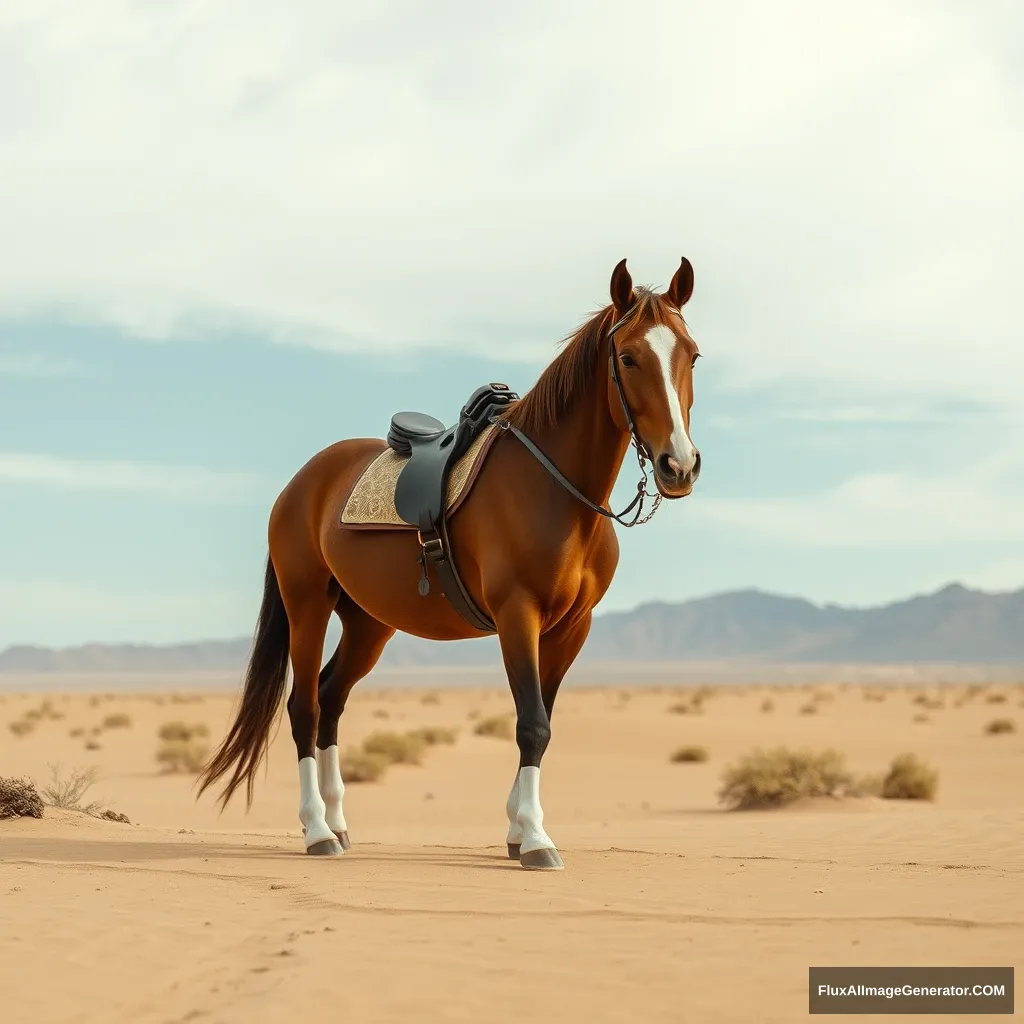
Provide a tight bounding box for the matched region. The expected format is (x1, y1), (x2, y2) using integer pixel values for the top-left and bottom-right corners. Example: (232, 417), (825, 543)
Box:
(1, 582), (1022, 673)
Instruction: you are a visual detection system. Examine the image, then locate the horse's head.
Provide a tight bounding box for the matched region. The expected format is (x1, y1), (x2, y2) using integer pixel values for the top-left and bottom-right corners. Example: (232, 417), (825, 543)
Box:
(605, 258), (701, 499)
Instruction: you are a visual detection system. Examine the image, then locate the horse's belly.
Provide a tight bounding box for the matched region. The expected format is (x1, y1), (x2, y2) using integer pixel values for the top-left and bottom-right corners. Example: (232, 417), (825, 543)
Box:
(324, 527), (485, 641)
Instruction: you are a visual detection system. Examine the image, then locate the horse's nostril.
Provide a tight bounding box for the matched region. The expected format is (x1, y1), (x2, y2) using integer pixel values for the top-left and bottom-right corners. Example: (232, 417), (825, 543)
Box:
(656, 453), (674, 478)
(692, 451), (701, 477)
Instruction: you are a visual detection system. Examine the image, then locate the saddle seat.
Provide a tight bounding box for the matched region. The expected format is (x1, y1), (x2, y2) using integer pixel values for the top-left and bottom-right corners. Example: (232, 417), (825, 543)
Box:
(384, 381), (519, 634)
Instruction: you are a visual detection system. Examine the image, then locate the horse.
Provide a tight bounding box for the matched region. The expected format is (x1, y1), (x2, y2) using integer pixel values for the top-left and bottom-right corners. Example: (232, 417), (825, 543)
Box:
(196, 256), (702, 870)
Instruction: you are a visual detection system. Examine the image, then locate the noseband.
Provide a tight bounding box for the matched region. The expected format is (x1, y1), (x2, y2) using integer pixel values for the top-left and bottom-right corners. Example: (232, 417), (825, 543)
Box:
(494, 308), (664, 528)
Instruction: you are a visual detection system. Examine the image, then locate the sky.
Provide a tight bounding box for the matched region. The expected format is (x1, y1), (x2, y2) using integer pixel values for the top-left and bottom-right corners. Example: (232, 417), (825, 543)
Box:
(1, 0), (1022, 649)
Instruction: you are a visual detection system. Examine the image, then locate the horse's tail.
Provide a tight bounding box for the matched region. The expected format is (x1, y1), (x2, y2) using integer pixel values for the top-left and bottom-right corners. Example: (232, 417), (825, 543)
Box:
(196, 554), (291, 810)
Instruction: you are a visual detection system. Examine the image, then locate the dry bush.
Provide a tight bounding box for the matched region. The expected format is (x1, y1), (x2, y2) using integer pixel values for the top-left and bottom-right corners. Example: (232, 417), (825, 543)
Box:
(420, 692), (441, 705)
(0, 777), (45, 819)
(102, 712), (132, 729)
(89, 696), (101, 707)
(156, 739), (210, 773)
(68, 726), (84, 738)
(362, 730), (426, 765)
(473, 714), (515, 740)
(158, 721), (209, 742)
(407, 725), (458, 747)
(371, 708), (390, 719)
(84, 739), (101, 751)
(913, 694), (944, 710)
(812, 690), (834, 703)
(880, 753), (938, 801)
(40, 764), (103, 814)
(668, 699), (702, 715)
(718, 747), (859, 810)
(985, 693), (1008, 704)
(984, 718), (1016, 736)
(340, 747), (389, 783)
(799, 702), (818, 715)
(760, 698), (775, 713)
(671, 744), (709, 763)
(8, 718), (35, 737)
(913, 713), (930, 724)
(864, 690), (887, 703)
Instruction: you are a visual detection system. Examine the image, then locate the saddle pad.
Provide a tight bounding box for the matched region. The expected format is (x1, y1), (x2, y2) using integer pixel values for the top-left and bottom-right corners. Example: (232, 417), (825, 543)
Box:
(340, 423), (499, 528)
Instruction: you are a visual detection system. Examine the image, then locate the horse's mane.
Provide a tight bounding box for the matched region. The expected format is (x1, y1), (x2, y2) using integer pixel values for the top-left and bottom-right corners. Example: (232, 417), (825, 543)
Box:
(501, 286), (675, 437)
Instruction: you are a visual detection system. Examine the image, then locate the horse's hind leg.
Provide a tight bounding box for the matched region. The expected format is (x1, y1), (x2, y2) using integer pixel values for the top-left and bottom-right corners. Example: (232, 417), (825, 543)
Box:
(314, 591), (395, 850)
(280, 575), (341, 856)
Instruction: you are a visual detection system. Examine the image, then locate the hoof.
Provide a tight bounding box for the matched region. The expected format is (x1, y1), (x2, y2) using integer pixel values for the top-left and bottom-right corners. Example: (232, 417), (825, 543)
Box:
(334, 830), (352, 851)
(520, 847), (564, 871)
(507, 843), (521, 860)
(306, 837), (344, 857)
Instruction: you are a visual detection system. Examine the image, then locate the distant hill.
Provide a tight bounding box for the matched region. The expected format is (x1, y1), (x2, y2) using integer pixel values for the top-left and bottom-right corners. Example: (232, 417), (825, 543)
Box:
(1, 582), (1022, 673)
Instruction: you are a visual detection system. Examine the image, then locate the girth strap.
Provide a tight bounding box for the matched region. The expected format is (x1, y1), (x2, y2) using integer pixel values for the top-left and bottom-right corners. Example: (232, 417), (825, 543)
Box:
(417, 517), (495, 633)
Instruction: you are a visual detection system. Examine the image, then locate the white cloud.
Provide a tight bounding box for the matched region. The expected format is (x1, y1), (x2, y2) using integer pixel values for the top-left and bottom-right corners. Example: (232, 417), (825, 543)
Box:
(688, 447), (1024, 548)
(0, 579), (257, 649)
(0, 1), (1021, 406)
(0, 452), (264, 501)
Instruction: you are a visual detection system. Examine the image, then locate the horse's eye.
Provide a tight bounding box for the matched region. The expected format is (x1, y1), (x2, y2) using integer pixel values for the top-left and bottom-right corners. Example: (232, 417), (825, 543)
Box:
(620, 353), (636, 368)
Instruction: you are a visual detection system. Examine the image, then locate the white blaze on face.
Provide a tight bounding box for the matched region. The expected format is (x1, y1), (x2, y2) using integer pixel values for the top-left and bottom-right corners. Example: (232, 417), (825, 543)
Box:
(644, 324), (698, 476)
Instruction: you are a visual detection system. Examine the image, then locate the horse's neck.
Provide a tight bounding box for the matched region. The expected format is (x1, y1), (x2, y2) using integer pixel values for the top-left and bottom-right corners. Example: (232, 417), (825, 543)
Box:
(536, 361), (631, 512)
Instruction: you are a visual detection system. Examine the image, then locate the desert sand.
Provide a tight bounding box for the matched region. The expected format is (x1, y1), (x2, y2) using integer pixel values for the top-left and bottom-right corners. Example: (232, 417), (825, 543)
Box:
(2, 676), (1022, 1023)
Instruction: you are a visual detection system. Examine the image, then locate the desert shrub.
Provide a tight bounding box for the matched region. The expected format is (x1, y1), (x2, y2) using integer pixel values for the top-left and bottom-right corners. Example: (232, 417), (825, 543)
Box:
(799, 702), (818, 715)
(0, 776), (45, 819)
(473, 714), (515, 740)
(158, 721), (208, 742)
(340, 747), (389, 783)
(760, 698), (775, 713)
(8, 718), (35, 737)
(671, 745), (709, 763)
(864, 690), (887, 702)
(84, 740), (101, 751)
(912, 713), (930, 724)
(718, 747), (857, 810)
(420, 692), (441, 705)
(913, 694), (944, 710)
(40, 764), (102, 814)
(102, 712), (132, 729)
(68, 726), (84, 737)
(668, 699), (702, 715)
(100, 809), (131, 824)
(880, 753), (938, 800)
(407, 726), (458, 747)
(362, 730), (426, 765)
(371, 708), (390, 719)
(984, 718), (1016, 736)
(985, 693), (1008, 704)
(156, 739), (210, 773)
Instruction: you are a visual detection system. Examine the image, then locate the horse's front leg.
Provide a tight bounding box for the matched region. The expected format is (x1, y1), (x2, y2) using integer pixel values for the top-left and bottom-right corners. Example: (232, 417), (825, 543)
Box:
(499, 606), (592, 871)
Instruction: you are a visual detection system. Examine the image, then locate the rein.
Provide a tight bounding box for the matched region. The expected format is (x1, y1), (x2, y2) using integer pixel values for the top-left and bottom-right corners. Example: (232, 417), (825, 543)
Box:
(494, 309), (664, 528)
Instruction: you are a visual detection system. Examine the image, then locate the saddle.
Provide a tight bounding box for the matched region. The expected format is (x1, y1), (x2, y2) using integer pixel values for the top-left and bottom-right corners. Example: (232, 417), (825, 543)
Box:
(386, 382), (519, 633)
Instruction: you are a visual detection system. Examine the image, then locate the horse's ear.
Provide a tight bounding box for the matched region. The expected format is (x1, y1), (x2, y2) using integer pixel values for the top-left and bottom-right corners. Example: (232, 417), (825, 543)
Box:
(666, 257), (694, 308)
(610, 258), (635, 312)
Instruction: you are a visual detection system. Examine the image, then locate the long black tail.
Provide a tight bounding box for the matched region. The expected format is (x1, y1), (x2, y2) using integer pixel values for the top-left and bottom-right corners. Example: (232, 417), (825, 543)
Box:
(196, 554), (291, 809)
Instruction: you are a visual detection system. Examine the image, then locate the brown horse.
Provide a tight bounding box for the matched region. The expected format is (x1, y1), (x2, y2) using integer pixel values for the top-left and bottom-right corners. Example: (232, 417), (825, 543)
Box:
(197, 257), (702, 869)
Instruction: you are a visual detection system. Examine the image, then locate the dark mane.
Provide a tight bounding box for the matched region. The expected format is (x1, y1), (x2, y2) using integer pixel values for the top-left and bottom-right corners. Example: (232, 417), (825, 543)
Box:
(501, 286), (674, 437)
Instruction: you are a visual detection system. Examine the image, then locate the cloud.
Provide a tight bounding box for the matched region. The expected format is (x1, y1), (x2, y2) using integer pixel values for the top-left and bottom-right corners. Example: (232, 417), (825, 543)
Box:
(689, 447), (1024, 548)
(0, 1), (1020, 405)
(0, 452), (265, 501)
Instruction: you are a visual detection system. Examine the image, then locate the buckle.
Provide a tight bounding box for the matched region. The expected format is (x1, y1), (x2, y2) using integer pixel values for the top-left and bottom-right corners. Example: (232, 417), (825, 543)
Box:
(416, 530), (443, 554)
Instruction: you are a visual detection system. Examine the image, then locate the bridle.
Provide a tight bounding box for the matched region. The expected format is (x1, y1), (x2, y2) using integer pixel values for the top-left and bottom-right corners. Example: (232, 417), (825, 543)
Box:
(494, 307), (671, 528)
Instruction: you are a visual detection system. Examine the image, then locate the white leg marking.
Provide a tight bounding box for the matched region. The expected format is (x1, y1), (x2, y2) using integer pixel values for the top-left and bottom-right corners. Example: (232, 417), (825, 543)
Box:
(298, 756), (336, 849)
(316, 745), (347, 834)
(645, 324), (698, 475)
(505, 768), (523, 845)
(516, 766), (555, 855)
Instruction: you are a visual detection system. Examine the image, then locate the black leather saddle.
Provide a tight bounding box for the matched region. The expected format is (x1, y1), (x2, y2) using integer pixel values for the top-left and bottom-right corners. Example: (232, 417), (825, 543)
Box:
(384, 382), (518, 633)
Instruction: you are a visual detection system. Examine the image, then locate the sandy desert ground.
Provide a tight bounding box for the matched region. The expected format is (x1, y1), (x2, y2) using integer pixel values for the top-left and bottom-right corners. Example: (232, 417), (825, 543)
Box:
(2, 676), (1022, 1023)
